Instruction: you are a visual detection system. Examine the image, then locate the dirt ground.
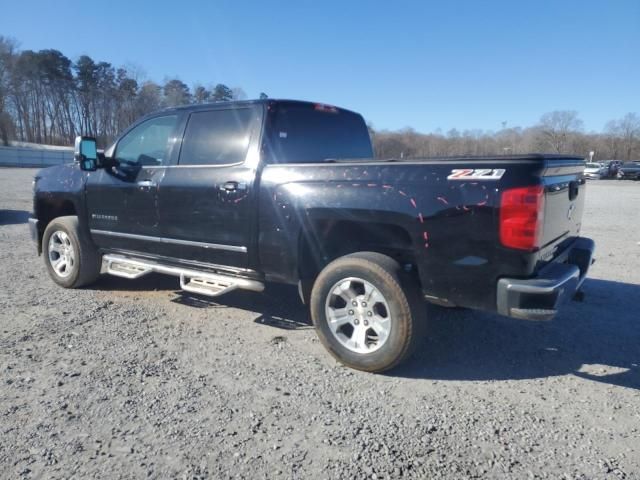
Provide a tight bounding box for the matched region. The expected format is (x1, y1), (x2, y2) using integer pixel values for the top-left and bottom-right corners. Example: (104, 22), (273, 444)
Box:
(1, 167), (639, 479)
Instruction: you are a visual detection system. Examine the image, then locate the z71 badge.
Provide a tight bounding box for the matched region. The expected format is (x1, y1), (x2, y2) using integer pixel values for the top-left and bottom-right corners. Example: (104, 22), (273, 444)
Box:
(447, 169), (506, 180)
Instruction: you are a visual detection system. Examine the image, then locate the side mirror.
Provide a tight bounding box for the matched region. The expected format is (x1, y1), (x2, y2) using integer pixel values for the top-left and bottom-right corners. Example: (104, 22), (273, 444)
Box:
(74, 136), (98, 171)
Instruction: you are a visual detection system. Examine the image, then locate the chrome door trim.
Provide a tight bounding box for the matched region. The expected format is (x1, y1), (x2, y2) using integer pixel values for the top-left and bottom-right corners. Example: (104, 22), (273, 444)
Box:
(164, 236), (247, 252)
(90, 229), (247, 253)
(91, 230), (162, 243)
(140, 162), (245, 169)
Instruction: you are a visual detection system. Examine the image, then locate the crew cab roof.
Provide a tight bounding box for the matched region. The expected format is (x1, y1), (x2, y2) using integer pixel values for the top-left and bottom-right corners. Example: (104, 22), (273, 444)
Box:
(158, 99), (362, 116)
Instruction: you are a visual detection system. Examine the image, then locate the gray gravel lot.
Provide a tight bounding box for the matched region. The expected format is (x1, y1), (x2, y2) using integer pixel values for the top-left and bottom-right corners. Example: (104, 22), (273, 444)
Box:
(1, 167), (639, 479)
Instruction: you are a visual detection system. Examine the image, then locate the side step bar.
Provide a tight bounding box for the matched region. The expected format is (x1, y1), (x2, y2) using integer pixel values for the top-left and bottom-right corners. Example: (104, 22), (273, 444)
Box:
(102, 254), (264, 297)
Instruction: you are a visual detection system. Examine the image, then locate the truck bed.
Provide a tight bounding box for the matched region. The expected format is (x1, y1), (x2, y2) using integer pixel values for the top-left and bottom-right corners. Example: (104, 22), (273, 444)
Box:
(258, 154), (587, 311)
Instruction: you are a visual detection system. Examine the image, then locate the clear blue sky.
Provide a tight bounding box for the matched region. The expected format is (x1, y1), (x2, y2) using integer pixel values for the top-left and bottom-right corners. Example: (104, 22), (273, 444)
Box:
(2, 0), (638, 133)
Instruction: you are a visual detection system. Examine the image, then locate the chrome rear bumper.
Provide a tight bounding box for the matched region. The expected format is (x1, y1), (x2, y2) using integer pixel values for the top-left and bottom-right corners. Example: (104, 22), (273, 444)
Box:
(497, 237), (595, 321)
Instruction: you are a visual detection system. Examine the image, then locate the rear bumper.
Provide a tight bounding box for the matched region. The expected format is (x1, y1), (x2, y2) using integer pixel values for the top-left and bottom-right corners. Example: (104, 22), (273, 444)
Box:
(497, 237), (595, 321)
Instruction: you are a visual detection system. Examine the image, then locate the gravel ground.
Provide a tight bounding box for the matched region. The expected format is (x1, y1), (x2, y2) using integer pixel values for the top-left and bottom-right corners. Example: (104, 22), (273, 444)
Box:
(1, 168), (639, 479)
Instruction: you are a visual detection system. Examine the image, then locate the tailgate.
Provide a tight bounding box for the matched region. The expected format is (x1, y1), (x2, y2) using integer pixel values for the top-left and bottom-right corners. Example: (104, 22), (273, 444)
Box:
(539, 158), (586, 258)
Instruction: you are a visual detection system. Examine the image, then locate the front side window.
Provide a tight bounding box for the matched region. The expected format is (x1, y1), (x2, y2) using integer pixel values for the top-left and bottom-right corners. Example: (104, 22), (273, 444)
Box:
(115, 115), (179, 166)
(179, 108), (255, 166)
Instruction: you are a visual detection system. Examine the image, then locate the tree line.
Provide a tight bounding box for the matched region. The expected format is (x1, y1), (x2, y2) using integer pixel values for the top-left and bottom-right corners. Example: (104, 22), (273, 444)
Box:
(0, 36), (261, 147)
(1, 36), (638, 160)
(370, 110), (640, 161)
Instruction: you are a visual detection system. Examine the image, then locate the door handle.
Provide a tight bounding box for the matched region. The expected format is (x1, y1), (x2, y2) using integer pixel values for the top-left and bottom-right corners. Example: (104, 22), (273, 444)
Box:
(221, 181), (246, 192)
(137, 180), (156, 188)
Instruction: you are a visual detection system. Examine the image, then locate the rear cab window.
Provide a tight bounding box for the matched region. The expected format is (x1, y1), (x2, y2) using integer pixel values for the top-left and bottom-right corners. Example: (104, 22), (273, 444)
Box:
(265, 102), (373, 164)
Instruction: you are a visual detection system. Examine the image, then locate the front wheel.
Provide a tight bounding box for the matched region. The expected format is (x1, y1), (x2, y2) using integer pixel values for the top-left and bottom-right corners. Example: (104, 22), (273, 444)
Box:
(310, 252), (424, 372)
(42, 216), (101, 288)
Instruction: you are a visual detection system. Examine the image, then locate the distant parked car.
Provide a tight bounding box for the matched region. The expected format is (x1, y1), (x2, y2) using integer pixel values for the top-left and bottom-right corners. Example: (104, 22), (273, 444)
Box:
(583, 162), (606, 179)
(600, 160), (623, 178)
(617, 161), (640, 180)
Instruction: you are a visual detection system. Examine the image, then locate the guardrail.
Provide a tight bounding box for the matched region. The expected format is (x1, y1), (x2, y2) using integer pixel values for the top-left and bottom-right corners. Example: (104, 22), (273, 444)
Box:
(0, 145), (74, 167)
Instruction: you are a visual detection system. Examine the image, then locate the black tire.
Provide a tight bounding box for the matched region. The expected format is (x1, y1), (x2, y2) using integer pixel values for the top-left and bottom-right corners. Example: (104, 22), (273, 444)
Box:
(42, 216), (101, 288)
(310, 252), (424, 373)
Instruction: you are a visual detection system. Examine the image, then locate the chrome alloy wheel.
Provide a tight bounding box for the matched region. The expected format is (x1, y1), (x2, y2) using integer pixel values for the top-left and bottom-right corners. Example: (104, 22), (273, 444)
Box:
(325, 277), (392, 354)
(48, 230), (75, 278)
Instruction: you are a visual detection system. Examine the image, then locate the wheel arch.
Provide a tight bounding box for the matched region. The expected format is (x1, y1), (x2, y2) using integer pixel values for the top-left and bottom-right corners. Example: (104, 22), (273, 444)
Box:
(34, 198), (78, 254)
(296, 218), (419, 303)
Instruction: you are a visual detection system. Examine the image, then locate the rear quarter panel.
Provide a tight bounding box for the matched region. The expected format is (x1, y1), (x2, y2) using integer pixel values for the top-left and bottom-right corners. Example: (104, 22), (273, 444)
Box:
(258, 159), (545, 310)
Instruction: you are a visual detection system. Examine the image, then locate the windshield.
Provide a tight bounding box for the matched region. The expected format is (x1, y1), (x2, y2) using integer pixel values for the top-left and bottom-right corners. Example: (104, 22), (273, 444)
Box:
(586, 163), (602, 168)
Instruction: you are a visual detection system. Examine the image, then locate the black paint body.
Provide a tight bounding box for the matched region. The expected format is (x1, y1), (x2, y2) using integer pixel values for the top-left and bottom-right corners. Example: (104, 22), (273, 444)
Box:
(32, 100), (589, 314)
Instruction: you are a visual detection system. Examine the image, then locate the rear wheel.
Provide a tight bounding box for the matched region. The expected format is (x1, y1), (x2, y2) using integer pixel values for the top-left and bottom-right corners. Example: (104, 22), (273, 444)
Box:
(42, 216), (101, 288)
(310, 252), (424, 372)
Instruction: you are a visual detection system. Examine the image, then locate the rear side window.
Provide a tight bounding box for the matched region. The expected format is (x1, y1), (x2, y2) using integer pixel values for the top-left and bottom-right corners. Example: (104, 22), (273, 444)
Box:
(179, 108), (255, 166)
(267, 104), (373, 163)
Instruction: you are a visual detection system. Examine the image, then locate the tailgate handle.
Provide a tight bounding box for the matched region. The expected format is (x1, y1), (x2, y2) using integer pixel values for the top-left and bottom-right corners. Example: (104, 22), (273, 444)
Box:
(569, 181), (579, 201)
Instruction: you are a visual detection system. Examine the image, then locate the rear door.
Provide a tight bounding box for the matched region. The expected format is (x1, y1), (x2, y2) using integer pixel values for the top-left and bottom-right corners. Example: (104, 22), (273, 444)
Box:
(156, 105), (263, 268)
(86, 114), (181, 253)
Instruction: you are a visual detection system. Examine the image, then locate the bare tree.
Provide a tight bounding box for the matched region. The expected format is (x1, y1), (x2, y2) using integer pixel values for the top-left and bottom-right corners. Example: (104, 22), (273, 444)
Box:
(193, 85), (210, 104)
(607, 113), (640, 160)
(0, 36), (18, 145)
(538, 110), (584, 153)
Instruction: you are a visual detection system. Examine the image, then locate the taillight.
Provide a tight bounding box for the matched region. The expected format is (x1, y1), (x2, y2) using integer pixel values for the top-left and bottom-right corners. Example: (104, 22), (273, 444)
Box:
(499, 185), (545, 251)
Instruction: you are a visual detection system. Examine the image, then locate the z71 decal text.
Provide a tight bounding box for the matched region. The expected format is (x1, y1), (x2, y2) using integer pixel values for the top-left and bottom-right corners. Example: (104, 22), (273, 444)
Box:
(447, 169), (506, 180)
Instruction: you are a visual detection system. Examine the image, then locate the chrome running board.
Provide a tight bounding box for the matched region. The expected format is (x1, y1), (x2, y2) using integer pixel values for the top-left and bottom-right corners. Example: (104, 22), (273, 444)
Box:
(102, 254), (264, 297)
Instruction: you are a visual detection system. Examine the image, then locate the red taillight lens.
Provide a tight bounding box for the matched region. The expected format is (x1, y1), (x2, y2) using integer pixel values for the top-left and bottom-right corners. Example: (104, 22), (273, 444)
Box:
(500, 185), (545, 251)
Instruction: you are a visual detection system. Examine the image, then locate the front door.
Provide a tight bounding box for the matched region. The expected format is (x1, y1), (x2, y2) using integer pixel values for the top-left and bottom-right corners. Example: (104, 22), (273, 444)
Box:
(157, 106), (262, 268)
(86, 114), (181, 254)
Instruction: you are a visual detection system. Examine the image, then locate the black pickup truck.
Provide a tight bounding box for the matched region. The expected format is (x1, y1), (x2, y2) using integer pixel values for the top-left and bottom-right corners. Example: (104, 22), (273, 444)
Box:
(29, 99), (594, 372)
